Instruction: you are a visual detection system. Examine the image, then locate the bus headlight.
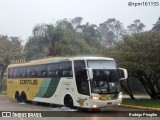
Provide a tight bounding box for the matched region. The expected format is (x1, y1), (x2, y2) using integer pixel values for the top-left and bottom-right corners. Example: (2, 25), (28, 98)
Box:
(118, 92), (122, 99)
(90, 96), (100, 100)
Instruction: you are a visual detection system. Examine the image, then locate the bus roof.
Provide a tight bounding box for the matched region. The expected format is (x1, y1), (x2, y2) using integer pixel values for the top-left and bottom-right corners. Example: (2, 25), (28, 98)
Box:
(8, 56), (114, 68)
(71, 56), (114, 61)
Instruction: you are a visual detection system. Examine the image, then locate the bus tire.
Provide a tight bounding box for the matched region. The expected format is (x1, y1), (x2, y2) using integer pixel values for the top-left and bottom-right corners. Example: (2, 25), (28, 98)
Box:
(21, 92), (27, 103)
(64, 95), (73, 108)
(15, 91), (21, 103)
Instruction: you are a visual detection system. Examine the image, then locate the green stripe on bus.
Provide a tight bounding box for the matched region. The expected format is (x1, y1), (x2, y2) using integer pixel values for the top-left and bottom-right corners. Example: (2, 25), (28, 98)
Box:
(36, 78), (60, 98)
(35, 78), (51, 97)
(42, 78), (60, 98)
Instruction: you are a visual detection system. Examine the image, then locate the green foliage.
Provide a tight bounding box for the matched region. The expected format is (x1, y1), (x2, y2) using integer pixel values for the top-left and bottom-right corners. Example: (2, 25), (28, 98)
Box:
(0, 36), (23, 92)
(1, 74), (6, 91)
(116, 32), (160, 75)
(24, 17), (102, 59)
(105, 32), (160, 99)
(127, 19), (145, 35)
(152, 17), (160, 32)
(0, 36), (23, 65)
(122, 98), (160, 108)
(99, 18), (125, 47)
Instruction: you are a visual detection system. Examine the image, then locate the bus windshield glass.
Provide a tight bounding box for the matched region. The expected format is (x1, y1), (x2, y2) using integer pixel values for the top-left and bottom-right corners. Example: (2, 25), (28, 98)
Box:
(87, 60), (120, 94)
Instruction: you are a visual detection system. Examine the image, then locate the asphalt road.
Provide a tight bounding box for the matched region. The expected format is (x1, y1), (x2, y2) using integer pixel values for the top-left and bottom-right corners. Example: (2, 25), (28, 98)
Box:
(0, 95), (159, 120)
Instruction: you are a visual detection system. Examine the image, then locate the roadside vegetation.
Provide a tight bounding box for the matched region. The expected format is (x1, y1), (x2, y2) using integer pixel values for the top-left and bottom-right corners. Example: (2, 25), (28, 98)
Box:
(0, 16), (160, 100)
(0, 91), (6, 95)
(122, 98), (160, 108)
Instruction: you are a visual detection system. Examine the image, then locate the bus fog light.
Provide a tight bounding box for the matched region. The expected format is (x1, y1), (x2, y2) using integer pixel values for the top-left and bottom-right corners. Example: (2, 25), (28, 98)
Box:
(92, 105), (98, 108)
(90, 96), (100, 100)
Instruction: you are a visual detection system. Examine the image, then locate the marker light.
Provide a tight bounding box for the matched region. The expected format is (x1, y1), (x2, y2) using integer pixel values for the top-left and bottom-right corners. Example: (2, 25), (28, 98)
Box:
(118, 92), (123, 99)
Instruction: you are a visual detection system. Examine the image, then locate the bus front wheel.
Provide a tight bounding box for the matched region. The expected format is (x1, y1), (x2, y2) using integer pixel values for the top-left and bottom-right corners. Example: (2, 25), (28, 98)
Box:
(64, 95), (73, 108)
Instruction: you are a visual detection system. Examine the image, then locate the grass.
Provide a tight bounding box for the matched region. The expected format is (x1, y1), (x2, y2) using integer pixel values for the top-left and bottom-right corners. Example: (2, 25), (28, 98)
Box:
(122, 98), (160, 108)
(0, 91), (7, 95)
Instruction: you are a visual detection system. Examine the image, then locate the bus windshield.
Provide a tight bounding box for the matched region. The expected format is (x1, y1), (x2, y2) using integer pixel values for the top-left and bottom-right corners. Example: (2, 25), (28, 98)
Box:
(87, 60), (121, 94)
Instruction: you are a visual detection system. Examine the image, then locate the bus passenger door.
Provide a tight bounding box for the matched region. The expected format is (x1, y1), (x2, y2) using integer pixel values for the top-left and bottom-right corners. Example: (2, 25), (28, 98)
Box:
(74, 60), (89, 96)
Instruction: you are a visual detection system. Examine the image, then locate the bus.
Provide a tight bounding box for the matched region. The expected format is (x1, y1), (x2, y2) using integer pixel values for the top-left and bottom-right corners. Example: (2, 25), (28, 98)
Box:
(7, 57), (128, 109)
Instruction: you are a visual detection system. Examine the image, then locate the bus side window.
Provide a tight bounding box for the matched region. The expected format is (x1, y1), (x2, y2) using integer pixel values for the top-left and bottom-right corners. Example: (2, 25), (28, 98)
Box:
(23, 72), (27, 78)
(48, 71), (56, 77)
(19, 67), (23, 78)
(19, 66), (27, 78)
(12, 68), (16, 78)
(48, 63), (59, 78)
(62, 71), (70, 77)
(60, 62), (73, 77)
(13, 68), (19, 78)
(37, 64), (48, 78)
(27, 65), (37, 78)
(8, 68), (12, 78)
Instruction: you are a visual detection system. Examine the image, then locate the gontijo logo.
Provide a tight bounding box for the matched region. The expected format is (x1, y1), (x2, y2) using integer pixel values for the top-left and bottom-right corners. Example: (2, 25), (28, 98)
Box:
(20, 80), (38, 85)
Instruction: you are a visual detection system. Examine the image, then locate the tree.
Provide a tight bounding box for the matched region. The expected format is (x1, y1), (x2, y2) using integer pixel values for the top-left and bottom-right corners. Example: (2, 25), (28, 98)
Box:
(80, 22), (101, 47)
(110, 32), (160, 99)
(127, 19), (145, 35)
(152, 17), (160, 32)
(24, 17), (102, 58)
(32, 24), (47, 37)
(24, 23), (49, 59)
(71, 17), (83, 29)
(99, 18), (125, 47)
(105, 31), (115, 47)
(0, 35), (23, 92)
(46, 24), (63, 56)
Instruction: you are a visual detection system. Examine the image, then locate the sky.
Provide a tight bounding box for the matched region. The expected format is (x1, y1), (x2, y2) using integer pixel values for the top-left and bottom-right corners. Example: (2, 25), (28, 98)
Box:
(0, 0), (160, 44)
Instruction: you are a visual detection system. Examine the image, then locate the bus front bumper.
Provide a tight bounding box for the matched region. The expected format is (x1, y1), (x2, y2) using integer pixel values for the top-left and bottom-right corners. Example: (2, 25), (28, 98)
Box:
(85, 98), (122, 109)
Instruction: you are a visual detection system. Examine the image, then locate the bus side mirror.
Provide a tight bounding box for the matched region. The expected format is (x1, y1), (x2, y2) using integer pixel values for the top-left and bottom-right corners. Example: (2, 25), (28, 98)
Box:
(119, 68), (128, 80)
(86, 68), (93, 80)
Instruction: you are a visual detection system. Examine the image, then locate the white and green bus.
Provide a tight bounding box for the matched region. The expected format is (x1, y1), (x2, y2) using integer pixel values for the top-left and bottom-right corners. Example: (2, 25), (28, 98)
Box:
(7, 57), (127, 109)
